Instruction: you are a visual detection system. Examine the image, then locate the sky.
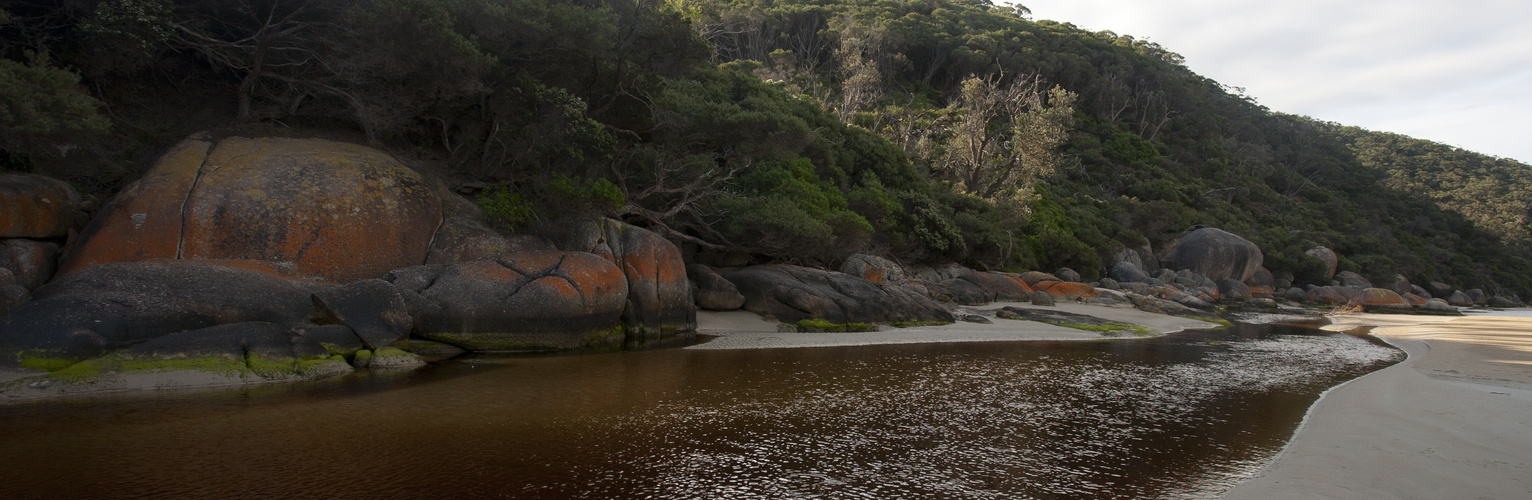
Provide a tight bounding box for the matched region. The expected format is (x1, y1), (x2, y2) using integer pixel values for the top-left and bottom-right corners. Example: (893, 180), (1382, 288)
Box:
(1014, 0), (1532, 164)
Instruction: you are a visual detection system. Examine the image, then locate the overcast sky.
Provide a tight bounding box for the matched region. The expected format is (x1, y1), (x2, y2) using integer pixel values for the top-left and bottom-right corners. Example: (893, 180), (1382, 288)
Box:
(1015, 0), (1532, 164)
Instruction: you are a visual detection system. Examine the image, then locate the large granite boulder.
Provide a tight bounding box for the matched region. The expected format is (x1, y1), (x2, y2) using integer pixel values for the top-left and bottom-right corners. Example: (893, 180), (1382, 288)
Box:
(1054, 268), (1082, 283)
(1, 238), (59, 291)
(1305, 246), (1339, 279)
(0, 173), (85, 239)
(425, 220), (555, 265)
(1217, 279), (1252, 301)
(721, 265), (953, 325)
(1305, 286), (1350, 305)
(1163, 228), (1263, 282)
(1417, 298), (1459, 315)
(1108, 261), (1150, 284)
(918, 278), (990, 305)
(0, 260), (325, 370)
(1019, 271), (1061, 287)
(1337, 271), (1372, 289)
(957, 272), (1034, 302)
(0, 321), (357, 400)
(554, 219), (695, 340)
(1033, 281), (1099, 300)
(60, 136), (443, 283)
(840, 254), (905, 283)
(1359, 288), (1412, 313)
(1428, 281), (1454, 297)
(388, 252), (628, 352)
(1383, 274), (1412, 296)
(1465, 289), (1487, 305)
(1445, 290), (1473, 307)
(687, 263), (745, 311)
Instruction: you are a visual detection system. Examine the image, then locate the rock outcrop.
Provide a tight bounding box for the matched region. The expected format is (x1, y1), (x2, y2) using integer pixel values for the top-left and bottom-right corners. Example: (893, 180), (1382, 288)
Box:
(1, 238), (59, 291)
(1305, 246), (1339, 279)
(1358, 288), (1412, 313)
(0, 173), (85, 239)
(0, 260), (325, 370)
(388, 252), (628, 352)
(554, 218), (695, 340)
(721, 265), (953, 325)
(1337, 271), (1372, 289)
(1108, 261), (1150, 284)
(60, 136), (443, 283)
(1162, 228), (1263, 282)
(687, 263), (745, 311)
(840, 254), (906, 283)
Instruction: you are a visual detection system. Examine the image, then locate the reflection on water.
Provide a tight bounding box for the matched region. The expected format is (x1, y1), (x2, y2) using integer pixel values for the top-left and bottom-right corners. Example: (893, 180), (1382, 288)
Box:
(0, 323), (1400, 499)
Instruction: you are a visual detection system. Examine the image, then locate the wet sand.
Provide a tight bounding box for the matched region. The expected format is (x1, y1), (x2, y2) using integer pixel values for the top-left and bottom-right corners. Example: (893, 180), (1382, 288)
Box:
(691, 302), (1220, 350)
(1224, 310), (1532, 499)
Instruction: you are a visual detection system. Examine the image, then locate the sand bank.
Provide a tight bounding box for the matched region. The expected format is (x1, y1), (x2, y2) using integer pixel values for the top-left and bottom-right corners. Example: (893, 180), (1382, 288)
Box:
(690, 302), (1220, 350)
(1224, 310), (1532, 499)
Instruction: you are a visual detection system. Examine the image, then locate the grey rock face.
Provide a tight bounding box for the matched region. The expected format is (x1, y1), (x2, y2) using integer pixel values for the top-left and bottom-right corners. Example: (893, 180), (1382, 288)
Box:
(1337, 271), (1372, 289)
(311, 279), (412, 350)
(0, 260), (326, 369)
(1163, 228), (1264, 282)
(1109, 261), (1149, 283)
(687, 263), (746, 311)
(721, 265), (953, 325)
(1055, 268), (1081, 283)
(1030, 291), (1056, 306)
(1305, 246), (1339, 279)
(840, 254), (906, 283)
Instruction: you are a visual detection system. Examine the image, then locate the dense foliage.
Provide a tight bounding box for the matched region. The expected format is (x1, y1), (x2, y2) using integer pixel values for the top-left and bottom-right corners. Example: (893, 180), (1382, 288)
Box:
(2, 0), (1528, 296)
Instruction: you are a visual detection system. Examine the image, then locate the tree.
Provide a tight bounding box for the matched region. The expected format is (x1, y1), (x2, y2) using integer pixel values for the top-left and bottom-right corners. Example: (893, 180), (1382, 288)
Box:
(938, 75), (1075, 201)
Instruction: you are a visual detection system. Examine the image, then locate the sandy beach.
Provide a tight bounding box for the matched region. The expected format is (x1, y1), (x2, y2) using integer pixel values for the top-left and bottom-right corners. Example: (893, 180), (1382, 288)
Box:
(689, 302), (1220, 350)
(1224, 310), (1532, 499)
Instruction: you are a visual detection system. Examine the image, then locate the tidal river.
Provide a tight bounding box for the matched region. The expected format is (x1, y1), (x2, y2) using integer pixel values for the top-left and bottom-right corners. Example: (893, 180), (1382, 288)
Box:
(0, 322), (1400, 499)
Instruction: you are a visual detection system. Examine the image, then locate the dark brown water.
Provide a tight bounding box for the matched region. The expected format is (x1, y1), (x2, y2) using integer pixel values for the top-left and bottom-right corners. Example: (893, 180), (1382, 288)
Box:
(0, 323), (1401, 499)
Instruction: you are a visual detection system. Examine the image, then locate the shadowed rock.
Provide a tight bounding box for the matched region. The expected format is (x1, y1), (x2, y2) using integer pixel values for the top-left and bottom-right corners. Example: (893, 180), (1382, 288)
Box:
(957, 272), (1034, 302)
(390, 252), (628, 352)
(1, 239), (58, 291)
(555, 219), (695, 341)
(0, 322), (355, 400)
(1466, 289), (1487, 305)
(1445, 290), (1473, 307)
(310, 279), (412, 350)
(722, 265), (953, 325)
(1417, 298), (1459, 315)
(1055, 268), (1081, 282)
(0, 260), (325, 370)
(0, 173), (84, 239)
(1337, 271), (1372, 289)
(687, 263), (745, 311)
(840, 254), (905, 283)
(1163, 228), (1264, 282)
(1305, 246), (1339, 279)
(1218, 279), (1252, 301)
(1109, 261), (1150, 284)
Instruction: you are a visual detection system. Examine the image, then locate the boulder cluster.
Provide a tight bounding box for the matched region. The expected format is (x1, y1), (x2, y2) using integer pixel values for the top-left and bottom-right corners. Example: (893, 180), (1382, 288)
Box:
(1097, 228), (1520, 315)
(1, 134), (1523, 399)
(0, 135), (697, 398)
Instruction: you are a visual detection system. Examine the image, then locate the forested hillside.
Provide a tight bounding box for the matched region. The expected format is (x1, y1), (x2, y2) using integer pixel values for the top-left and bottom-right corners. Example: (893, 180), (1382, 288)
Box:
(2, 0), (1529, 296)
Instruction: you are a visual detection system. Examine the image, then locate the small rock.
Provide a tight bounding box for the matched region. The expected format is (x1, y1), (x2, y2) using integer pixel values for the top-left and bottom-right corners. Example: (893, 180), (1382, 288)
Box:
(1030, 291), (1055, 306)
(1055, 268), (1081, 282)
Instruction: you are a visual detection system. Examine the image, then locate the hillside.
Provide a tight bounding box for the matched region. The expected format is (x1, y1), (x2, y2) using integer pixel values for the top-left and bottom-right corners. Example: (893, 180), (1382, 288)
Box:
(2, 0), (1529, 296)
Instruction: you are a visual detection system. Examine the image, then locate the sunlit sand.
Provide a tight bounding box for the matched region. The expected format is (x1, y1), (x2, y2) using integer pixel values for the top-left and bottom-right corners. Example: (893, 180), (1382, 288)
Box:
(1224, 310), (1532, 499)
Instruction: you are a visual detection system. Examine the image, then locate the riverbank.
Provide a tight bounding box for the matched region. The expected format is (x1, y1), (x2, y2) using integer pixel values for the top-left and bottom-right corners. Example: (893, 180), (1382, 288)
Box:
(691, 302), (1222, 350)
(1223, 309), (1532, 499)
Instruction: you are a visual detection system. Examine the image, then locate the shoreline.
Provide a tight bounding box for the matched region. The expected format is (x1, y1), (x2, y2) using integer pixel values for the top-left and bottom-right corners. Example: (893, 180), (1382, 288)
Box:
(689, 302), (1224, 350)
(1223, 309), (1532, 499)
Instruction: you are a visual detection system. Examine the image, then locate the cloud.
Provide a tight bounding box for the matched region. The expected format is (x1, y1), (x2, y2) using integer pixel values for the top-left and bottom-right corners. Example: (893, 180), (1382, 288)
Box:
(1016, 0), (1532, 163)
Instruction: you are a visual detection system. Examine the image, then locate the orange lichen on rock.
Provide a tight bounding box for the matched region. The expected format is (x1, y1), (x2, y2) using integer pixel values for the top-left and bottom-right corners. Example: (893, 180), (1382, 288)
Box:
(59, 139), (210, 273)
(1034, 281), (1098, 300)
(60, 136), (443, 283)
(0, 173), (84, 239)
